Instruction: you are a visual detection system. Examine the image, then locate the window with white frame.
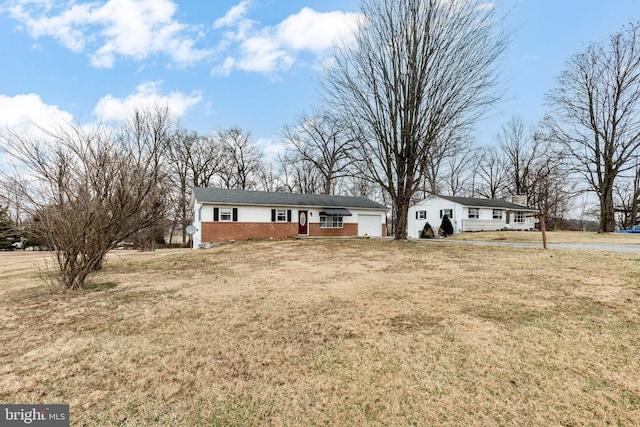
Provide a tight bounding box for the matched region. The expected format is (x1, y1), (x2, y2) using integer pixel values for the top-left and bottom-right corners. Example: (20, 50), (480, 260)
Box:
(276, 209), (287, 222)
(417, 210), (427, 220)
(320, 215), (343, 228)
(220, 208), (232, 221)
(440, 209), (453, 219)
(514, 211), (525, 223)
(493, 209), (503, 219)
(468, 208), (479, 219)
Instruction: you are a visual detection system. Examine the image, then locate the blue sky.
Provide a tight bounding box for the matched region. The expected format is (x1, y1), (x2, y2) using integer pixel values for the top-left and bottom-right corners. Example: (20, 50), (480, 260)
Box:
(1, 0), (640, 161)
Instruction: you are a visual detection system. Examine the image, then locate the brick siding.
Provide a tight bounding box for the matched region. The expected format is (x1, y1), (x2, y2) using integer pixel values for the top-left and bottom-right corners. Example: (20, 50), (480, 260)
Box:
(201, 222), (298, 242)
(201, 221), (385, 243)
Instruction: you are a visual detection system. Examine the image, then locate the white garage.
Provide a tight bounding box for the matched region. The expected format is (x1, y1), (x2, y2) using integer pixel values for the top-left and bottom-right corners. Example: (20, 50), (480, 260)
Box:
(358, 214), (384, 237)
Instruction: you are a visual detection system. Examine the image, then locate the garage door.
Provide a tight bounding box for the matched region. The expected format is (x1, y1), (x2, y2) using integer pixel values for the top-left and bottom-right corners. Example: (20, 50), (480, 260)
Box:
(358, 214), (382, 237)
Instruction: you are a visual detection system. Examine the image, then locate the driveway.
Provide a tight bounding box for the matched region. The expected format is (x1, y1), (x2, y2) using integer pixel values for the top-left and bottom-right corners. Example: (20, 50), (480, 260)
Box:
(435, 240), (640, 254)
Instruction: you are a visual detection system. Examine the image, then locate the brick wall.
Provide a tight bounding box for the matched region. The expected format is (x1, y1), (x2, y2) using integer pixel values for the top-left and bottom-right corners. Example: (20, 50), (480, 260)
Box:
(308, 223), (358, 237)
(202, 221), (384, 242)
(201, 222), (298, 243)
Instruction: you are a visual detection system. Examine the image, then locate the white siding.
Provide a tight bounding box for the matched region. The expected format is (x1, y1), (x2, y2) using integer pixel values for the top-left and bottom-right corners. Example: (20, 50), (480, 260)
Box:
(408, 197), (462, 238)
(408, 196), (537, 238)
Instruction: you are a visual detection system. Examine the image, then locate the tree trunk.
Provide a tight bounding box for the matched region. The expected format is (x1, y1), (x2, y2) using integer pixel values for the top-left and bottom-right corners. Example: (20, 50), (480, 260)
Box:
(393, 196), (411, 240)
(600, 185), (616, 232)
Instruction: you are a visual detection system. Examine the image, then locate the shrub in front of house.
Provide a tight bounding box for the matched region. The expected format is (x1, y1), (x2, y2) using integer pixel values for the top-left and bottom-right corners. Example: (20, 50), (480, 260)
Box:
(420, 222), (435, 239)
(441, 214), (454, 237)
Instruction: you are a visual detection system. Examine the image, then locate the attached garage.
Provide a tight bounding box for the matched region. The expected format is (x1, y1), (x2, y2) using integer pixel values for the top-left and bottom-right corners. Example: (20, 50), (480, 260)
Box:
(358, 214), (383, 237)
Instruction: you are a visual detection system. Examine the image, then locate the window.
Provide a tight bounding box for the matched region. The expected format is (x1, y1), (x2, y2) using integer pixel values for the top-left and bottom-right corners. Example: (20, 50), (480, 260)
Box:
(514, 211), (525, 223)
(493, 209), (503, 219)
(214, 207), (237, 222)
(320, 215), (343, 228)
(220, 208), (232, 221)
(416, 210), (427, 220)
(468, 208), (479, 219)
(440, 209), (453, 219)
(271, 209), (291, 222)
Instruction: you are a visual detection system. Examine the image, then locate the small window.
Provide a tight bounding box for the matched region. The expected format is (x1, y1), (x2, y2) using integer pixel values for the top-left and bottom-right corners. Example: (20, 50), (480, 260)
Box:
(493, 209), (503, 219)
(440, 209), (452, 219)
(276, 209), (287, 222)
(416, 210), (427, 220)
(220, 208), (232, 221)
(514, 211), (525, 223)
(468, 208), (479, 219)
(320, 215), (343, 228)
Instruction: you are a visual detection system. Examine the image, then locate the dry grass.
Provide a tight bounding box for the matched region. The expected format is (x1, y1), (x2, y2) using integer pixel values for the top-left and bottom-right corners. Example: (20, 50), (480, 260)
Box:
(1, 240), (639, 426)
(448, 230), (640, 244)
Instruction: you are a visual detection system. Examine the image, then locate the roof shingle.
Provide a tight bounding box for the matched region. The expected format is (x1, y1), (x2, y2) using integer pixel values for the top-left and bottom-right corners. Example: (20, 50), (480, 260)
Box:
(191, 187), (387, 210)
(436, 195), (537, 211)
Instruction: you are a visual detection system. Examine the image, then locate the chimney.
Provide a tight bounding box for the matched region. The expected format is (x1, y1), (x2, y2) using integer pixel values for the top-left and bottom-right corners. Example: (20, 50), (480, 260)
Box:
(511, 194), (528, 207)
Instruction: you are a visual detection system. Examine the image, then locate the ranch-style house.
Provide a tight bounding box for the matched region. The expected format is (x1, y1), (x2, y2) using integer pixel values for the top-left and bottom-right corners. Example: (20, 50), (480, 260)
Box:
(407, 195), (537, 238)
(190, 187), (388, 247)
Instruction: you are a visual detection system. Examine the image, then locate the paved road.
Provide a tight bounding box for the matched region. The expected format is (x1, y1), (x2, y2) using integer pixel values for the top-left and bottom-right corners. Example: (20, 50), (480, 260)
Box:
(436, 240), (640, 254)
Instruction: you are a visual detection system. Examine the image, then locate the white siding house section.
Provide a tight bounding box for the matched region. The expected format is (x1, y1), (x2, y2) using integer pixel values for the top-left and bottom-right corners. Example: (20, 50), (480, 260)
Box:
(192, 201), (203, 248)
(408, 195), (537, 238)
(192, 205), (384, 235)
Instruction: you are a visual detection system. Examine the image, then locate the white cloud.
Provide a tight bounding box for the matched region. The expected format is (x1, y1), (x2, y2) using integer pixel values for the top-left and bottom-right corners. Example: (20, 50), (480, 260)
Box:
(7, 0), (211, 68)
(256, 136), (285, 164)
(277, 8), (359, 53)
(93, 81), (201, 121)
(211, 57), (235, 77)
(213, 0), (253, 29)
(212, 4), (361, 76)
(0, 93), (74, 131)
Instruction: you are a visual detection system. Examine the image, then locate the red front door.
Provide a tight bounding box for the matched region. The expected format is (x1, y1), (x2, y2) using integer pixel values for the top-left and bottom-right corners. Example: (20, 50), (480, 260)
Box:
(298, 210), (308, 235)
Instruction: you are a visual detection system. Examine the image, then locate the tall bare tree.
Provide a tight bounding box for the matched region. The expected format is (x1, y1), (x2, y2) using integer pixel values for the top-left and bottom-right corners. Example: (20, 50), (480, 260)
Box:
(544, 22), (640, 232)
(614, 162), (640, 229)
(282, 110), (355, 194)
(189, 134), (223, 188)
(441, 144), (476, 196)
(474, 146), (508, 199)
(166, 128), (197, 246)
(217, 128), (263, 190)
(323, 0), (507, 239)
(277, 150), (323, 194)
(497, 116), (538, 197)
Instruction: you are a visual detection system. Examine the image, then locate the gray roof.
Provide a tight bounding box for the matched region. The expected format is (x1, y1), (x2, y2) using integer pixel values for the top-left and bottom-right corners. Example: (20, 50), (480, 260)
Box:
(192, 187), (387, 210)
(436, 195), (537, 211)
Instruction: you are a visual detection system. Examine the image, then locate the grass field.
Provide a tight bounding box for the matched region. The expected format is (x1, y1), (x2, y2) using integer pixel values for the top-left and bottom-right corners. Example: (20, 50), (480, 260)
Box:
(1, 235), (639, 425)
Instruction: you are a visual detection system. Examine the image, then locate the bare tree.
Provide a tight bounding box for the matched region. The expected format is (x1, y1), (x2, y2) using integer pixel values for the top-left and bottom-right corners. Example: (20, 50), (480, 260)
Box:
(544, 22), (640, 232)
(614, 162), (640, 229)
(277, 150), (323, 194)
(166, 128), (197, 246)
(282, 110), (355, 194)
(441, 144), (476, 196)
(1, 113), (169, 291)
(217, 128), (263, 190)
(497, 116), (538, 197)
(421, 128), (471, 196)
(474, 146), (508, 199)
(323, 0), (507, 239)
(189, 134), (223, 188)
